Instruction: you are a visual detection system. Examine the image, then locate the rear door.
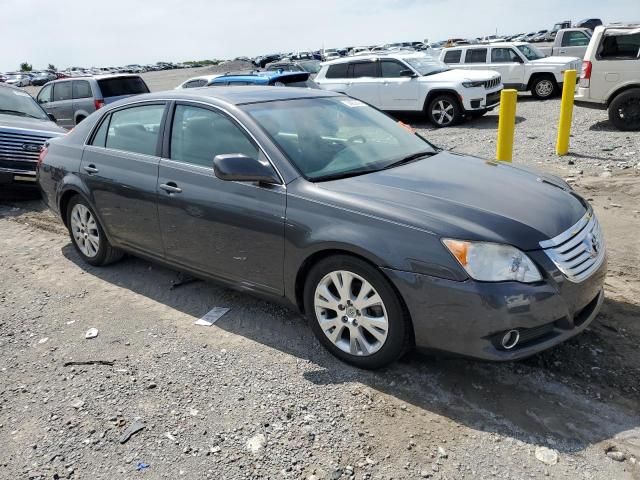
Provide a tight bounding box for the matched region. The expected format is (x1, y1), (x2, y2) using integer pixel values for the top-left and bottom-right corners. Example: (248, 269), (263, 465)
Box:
(345, 61), (382, 107)
(72, 80), (95, 124)
(592, 30), (640, 101)
(80, 102), (167, 254)
(156, 102), (286, 293)
(96, 76), (150, 105)
(488, 47), (526, 88)
(50, 81), (74, 128)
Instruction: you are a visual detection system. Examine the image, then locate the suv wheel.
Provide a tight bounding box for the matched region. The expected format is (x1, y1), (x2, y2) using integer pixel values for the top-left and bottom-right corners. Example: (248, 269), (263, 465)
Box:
(531, 76), (557, 99)
(427, 94), (461, 127)
(608, 88), (640, 131)
(66, 196), (123, 266)
(303, 255), (410, 369)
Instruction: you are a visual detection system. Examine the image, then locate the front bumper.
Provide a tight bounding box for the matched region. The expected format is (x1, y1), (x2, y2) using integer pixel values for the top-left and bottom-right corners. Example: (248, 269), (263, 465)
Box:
(461, 87), (502, 112)
(383, 252), (607, 361)
(0, 167), (37, 186)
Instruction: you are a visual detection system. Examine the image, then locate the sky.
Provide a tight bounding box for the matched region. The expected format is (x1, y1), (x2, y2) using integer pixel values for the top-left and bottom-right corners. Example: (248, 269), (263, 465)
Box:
(1, 0), (638, 71)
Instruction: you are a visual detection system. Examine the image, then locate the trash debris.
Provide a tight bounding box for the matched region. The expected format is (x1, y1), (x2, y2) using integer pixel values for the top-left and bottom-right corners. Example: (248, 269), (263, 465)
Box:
(118, 420), (145, 444)
(535, 446), (559, 465)
(165, 432), (177, 442)
(245, 433), (266, 453)
(71, 399), (85, 409)
(38, 338), (49, 344)
(63, 360), (114, 367)
(136, 462), (150, 471)
(85, 328), (99, 339)
(194, 307), (230, 326)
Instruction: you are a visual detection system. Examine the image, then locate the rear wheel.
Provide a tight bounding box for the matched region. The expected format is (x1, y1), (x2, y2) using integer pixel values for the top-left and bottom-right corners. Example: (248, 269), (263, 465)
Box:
(608, 88), (640, 131)
(303, 255), (410, 369)
(66, 195), (123, 266)
(426, 94), (462, 127)
(530, 76), (558, 99)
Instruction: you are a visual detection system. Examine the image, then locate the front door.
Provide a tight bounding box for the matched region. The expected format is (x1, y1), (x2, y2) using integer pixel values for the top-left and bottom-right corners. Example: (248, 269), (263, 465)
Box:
(50, 81), (75, 129)
(80, 102), (166, 254)
(157, 103), (286, 294)
(488, 47), (526, 88)
(378, 59), (419, 110)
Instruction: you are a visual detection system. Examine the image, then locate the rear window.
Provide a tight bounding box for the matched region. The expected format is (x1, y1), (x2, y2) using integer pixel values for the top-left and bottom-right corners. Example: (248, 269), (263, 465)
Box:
(97, 76), (150, 98)
(443, 50), (462, 64)
(465, 48), (488, 63)
(599, 32), (640, 60)
(349, 62), (378, 78)
(325, 63), (349, 79)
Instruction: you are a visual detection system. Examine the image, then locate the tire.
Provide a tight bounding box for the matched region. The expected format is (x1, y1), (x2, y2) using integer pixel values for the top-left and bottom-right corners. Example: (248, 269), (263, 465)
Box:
(66, 195), (123, 266)
(426, 94), (462, 127)
(608, 88), (640, 131)
(75, 116), (86, 125)
(303, 255), (410, 369)
(530, 76), (558, 100)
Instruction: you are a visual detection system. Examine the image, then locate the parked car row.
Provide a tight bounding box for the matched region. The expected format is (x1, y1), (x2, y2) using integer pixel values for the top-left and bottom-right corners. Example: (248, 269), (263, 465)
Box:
(0, 71), (57, 87)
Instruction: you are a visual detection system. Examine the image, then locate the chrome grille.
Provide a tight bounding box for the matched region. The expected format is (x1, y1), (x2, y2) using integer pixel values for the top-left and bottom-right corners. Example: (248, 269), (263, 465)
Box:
(0, 128), (52, 173)
(483, 76), (501, 89)
(540, 211), (605, 283)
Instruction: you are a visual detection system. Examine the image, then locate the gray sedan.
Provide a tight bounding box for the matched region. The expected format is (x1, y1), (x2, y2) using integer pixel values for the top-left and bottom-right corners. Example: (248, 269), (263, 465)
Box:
(37, 87), (606, 369)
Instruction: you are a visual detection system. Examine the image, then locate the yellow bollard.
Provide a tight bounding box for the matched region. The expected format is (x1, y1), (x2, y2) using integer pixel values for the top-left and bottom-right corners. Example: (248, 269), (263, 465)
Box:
(556, 70), (577, 156)
(496, 89), (518, 162)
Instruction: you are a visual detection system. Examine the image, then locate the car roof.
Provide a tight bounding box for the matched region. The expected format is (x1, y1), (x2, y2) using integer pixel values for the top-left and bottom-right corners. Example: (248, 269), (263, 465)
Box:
(122, 86), (339, 106)
(322, 51), (430, 64)
(47, 74), (142, 83)
(444, 42), (526, 49)
(211, 71), (309, 84)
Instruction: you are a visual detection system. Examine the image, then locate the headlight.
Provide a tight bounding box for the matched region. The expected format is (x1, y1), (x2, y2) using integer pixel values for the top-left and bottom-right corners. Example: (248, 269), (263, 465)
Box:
(462, 80), (484, 88)
(442, 239), (542, 283)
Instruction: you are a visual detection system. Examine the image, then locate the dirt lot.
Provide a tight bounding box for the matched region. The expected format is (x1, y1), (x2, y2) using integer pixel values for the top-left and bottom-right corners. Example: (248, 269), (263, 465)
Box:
(3, 71), (640, 479)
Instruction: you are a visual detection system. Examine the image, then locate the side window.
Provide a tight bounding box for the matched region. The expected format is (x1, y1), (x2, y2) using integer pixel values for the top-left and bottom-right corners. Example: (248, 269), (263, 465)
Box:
(465, 48), (488, 63)
(52, 82), (72, 102)
(562, 31), (590, 47)
(90, 114), (111, 147)
(38, 84), (53, 104)
(491, 48), (520, 63)
(170, 105), (259, 167)
(443, 50), (461, 64)
(599, 33), (640, 60)
(105, 104), (165, 156)
(349, 62), (378, 78)
(183, 80), (201, 88)
(380, 60), (407, 78)
(325, 63), (349, 79)
(72, 80), (92, 99)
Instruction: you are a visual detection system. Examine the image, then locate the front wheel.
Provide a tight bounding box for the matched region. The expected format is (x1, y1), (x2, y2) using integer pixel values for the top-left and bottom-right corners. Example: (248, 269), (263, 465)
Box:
(608, 88), (640, 131)
(530, 76), (558, 100)
(66, 196), (123, 266)
(303, 255), (410, 369)
(426, 94), (462, 128)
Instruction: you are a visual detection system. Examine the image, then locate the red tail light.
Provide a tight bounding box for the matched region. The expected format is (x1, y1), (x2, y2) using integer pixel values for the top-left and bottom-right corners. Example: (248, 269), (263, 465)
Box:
(579, 61), (592, 88)
(37, 145), (49, 169)
(94, 99), (105, 110)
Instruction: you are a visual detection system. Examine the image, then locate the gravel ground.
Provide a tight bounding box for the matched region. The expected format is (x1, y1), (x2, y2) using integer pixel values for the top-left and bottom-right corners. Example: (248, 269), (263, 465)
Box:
(5, 70), (640, 480)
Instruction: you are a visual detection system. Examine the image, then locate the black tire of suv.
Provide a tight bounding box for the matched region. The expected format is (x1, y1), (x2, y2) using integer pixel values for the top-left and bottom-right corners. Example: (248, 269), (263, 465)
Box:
(426, 94), (462, 128)
(66, 195), (124, 266)
(530, 75), (558, 100)
(303, 255), (411, 370)
(608, 88), (640, 131)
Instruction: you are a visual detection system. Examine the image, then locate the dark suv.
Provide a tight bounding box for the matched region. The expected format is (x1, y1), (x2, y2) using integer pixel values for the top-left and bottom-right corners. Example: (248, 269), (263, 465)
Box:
(36, 75), (150, 129)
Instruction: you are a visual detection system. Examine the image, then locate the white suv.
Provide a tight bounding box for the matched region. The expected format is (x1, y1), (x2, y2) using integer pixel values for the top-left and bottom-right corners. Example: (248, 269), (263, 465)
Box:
(440, 43), (581, 99)
(575, 24), (640, 131)
(314, 52), (503, 127)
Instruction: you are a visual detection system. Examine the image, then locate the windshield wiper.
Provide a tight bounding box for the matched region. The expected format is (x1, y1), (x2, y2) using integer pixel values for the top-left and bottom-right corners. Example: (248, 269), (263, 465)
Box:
(0, 109), (40, 119)
(383, 150), (437, 170)
(312, 167), (379, 182)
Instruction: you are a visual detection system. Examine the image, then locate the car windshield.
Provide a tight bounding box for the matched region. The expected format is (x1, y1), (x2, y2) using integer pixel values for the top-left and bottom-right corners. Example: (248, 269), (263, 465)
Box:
(404, 57), (450, 76)
(298, 60), (321, 73)
(243, 97), (436, 181)
(516, 44), (546, 60)
(0, 87), (48, 120)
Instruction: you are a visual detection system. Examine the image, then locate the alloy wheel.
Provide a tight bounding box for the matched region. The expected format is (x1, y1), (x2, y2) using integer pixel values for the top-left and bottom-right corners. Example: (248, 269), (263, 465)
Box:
(431, 100), (455, 126)
(535, 79), (554, 98)
(313, 270), (389, 356)
(70, 204), (100, 258)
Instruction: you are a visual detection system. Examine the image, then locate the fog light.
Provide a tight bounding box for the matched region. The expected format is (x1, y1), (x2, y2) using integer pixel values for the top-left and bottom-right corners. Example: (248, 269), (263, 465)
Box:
(501, 329), (520, 350)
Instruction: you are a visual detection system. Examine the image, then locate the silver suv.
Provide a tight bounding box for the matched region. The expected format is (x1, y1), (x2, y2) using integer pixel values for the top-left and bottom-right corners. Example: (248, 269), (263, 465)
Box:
(36, 75), (150, 129)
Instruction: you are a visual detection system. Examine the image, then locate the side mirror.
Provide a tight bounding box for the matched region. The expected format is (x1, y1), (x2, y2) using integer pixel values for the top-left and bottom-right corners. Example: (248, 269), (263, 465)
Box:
(47, 113), (56, 122)
(213, 154), (280, 184)
(399, 69), (416, 77)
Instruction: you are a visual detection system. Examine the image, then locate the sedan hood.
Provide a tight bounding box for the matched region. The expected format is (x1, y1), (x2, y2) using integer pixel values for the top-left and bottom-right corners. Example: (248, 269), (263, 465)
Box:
(313, 151), (587, 251)
(425, 69), (499, 82)
(0, 113), (66, 135)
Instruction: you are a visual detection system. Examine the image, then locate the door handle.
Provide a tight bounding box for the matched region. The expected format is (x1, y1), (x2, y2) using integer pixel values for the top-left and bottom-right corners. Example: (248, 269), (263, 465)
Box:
(83, 165), (99, 174)
(160, 182), (182, 194)
(559, 50), (566, 54)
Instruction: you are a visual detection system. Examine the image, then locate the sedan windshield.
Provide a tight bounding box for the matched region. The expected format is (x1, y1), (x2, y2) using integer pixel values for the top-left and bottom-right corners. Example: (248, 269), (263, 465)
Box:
(404, 57), (450, 76)
(0, 87), (48, 120)
(243, 97), (436, 181)
(516, 44), (546, 60)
